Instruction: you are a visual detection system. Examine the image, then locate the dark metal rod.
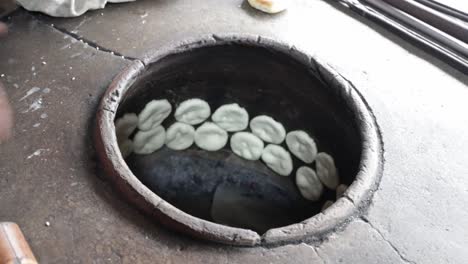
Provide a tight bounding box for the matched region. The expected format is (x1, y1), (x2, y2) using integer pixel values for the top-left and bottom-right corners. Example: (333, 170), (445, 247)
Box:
(362, 0), (468, 62)
(382, 0), (468, 43)
(363, 0), (468, 58)
(414, 0), (468, 22)
(331, 0), (468, 73)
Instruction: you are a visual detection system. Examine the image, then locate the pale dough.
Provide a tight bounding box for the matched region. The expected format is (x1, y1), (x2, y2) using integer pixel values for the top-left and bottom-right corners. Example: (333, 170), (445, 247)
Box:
(175, 98), (211, 125)
(115, 113), (138, 142)
(17, 0), (136, 17)
(230, 132), (264, 161)
(321, 200), (334, 211)
(118, 139), (134, 158)
(316, 152), (339, 189)
(165, 122), (195, 150)
(286, 130), (317, 164)
(261, 144), (293, 176)
(194, 122), (228, 151)
(138, 99), (172, 131)
(336, 184), (348, 200)
(247, 0), (288, 14)
(133, 125), (166, 154)
(212, 103), (249, 132)
(250, 115), (286, 144)
(295, 166), (324, 201)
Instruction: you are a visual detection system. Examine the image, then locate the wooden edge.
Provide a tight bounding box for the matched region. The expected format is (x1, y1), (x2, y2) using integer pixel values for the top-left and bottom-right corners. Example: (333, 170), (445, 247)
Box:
(0, 222), (38, 264)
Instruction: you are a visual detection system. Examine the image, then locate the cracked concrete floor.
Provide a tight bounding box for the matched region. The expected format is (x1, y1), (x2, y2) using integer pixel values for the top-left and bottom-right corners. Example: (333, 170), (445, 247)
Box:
(0, 0), (467, 263)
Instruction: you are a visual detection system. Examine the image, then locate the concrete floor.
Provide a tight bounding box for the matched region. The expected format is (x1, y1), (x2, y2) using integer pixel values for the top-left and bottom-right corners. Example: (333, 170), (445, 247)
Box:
(0, 0), (467, 263)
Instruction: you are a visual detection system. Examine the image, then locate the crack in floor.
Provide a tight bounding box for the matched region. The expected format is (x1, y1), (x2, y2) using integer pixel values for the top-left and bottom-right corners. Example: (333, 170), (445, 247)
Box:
(301, 243), (326, 264)
(50, 23), (135, 60)
(26, 12), (141, 63)
(314, 248), (329, 264)
(361, 217), (417, 264)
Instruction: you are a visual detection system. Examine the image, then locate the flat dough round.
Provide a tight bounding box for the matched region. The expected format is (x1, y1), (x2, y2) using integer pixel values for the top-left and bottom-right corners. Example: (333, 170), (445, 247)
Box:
(286, 130), (317, 164)
(247, 0), (288, 14)
(118, 139), (134, 158)
(321, 200), (334, 211)
(165, 122), (195, 150)
(138, 99), (172, 131)
(250, 115), (286, 144)
(261, 144), (293, 176)
(212, 103), (249, 132)
(133, 125), (166, 154)
(115, 113), (138, 141)
(230, 132), (264, 161)
(175, 98), (211, 125)
(296, 166), (324, 201)
(194, 122), (228, 151)
(316, 152), (339, 189)
(336, 184), (348, 200)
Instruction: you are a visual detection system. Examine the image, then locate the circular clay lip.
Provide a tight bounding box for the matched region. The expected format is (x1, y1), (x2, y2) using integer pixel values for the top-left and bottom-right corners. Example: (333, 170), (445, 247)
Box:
(94, 34), (383, 247)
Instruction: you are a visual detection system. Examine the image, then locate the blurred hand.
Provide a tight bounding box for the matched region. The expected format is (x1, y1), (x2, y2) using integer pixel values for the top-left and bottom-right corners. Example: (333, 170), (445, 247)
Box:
(0, 22), (13, 143)
(0, 22), (7, 36)
(0, 83), (12, 143)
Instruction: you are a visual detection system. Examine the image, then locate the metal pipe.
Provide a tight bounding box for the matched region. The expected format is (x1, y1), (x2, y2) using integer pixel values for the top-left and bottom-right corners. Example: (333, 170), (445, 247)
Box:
(382, 0), (468, 43)
(331, 0), (468, 72)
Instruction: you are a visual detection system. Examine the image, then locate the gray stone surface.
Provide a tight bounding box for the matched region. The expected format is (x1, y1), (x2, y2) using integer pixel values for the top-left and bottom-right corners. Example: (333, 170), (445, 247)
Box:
(316, 220), (406, 264)
(363, 71), (468, 264)
(1, 0), (468, 263)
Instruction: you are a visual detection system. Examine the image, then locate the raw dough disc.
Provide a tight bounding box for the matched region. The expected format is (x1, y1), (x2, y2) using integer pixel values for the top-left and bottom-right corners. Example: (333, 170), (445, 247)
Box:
(115, 113), (138, 141)
(286, 130), (317, 164)
(212, 103), (249, 132)
(296, 166), (324, 201)
(316, 152), (339, 189)
(175, 98), (211, 125)
(194, 122), (228, 151)
(250, 115), (286, 144)
(230, 132), (264, 161)
(165, 122), (195, 150)
(118, 139), (134, 158)
(261, 144), (293, 176)
(247, 0), (288, 14)
(321, 200), (334, 211)
(336, 184), (348, 200)
(138, 99), (172, 131)
(133, 125), (166, 154)
(17, 0), (136, 17)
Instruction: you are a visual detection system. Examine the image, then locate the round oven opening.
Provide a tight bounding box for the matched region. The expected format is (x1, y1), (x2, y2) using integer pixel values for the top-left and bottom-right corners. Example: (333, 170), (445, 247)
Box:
(95, 35), (383, 246)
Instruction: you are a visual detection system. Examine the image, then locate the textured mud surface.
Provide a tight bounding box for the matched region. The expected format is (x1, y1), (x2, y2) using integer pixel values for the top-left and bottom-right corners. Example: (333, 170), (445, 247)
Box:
(1, 0), (468, 263)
